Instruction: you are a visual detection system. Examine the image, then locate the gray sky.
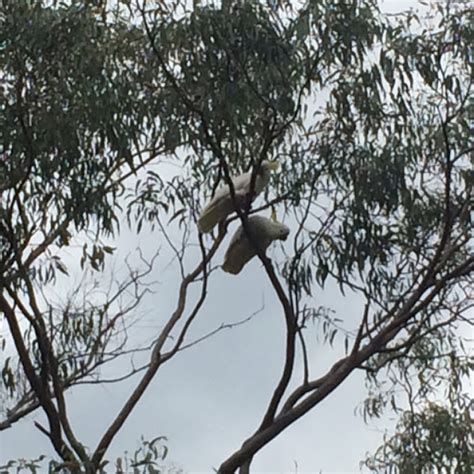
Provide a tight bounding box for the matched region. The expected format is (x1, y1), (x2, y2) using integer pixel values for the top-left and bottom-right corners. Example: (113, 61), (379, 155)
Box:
(1, 1), (438, 472)
(1, 228), (394, 472)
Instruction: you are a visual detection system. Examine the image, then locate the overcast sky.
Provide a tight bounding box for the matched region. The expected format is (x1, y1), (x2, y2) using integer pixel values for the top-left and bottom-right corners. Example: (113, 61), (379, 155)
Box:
(1, 1), (442, 473)
(1, 226), (393, 473)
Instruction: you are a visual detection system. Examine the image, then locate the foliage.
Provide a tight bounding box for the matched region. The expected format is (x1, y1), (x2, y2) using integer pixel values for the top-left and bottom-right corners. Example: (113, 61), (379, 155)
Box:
(365, 402), (473, 473)
(0, 0), (472, 472)
(0, 436), (182, 474)
(363, 351), (473, 473)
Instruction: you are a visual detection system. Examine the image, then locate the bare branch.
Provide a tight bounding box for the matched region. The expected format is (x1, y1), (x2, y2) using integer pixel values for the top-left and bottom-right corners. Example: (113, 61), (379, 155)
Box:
(90, 224), (228, 468)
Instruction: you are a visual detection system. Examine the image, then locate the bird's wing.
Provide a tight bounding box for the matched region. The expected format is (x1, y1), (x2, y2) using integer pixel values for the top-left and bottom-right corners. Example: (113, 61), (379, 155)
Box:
(232, 170), (268, 196)
(222, 229), (257, 274)
(198, 168), (270, 234)
(198, 185), (248, 233)
(231, 171), (252, 193)
(197, 195), (234, 233)
(222, 217), (271, 274)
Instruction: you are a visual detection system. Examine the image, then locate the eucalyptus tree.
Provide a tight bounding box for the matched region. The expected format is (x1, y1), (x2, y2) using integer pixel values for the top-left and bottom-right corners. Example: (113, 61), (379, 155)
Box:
(0, 0), (472, 472)
(364, 358), (473, 473)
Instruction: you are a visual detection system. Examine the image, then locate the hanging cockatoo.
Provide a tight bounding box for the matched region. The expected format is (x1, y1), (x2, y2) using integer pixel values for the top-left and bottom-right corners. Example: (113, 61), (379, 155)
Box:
(222, 215), (289, 275)
(197, 161), (279, 233)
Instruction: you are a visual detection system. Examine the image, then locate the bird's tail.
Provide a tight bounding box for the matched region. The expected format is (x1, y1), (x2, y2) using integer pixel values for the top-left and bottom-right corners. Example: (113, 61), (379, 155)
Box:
(197, 199), (234, 233)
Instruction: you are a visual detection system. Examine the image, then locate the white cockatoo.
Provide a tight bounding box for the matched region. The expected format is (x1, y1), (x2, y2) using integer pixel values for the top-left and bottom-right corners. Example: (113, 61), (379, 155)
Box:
(197, 160), (279, 233)
(222, 215), (290, 275)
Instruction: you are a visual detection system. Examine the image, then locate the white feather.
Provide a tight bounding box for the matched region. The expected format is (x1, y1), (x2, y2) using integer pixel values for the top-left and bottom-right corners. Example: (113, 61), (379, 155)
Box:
(222, 216), (289, 274)
(197, 161), (277, 233)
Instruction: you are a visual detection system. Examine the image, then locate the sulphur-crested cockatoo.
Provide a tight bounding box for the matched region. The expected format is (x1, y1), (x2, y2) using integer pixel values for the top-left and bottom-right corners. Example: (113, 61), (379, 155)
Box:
(222, 216), (289, 275)
(197, 161), (279, 233)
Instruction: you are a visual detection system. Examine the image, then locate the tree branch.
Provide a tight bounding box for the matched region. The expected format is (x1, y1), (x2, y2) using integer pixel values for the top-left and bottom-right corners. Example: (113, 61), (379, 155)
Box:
(91, 224), (227, 468)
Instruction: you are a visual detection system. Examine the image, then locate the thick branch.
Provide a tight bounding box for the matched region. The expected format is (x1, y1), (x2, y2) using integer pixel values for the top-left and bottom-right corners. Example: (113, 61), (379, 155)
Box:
(219, 253), (472, 472)
(0, 296), (77, 464)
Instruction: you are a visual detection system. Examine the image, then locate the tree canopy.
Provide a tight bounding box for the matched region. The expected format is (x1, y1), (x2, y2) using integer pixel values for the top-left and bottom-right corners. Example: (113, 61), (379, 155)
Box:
(0, 0), (472, 472)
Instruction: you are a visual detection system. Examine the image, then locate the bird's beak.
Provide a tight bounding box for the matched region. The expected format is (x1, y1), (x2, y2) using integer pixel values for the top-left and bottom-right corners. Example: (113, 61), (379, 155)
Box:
(267, 161), (279, 171)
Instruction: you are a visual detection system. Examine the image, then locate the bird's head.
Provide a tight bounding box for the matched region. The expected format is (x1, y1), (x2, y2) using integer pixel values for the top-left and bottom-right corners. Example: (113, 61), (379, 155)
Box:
(272, 221), (290, 241)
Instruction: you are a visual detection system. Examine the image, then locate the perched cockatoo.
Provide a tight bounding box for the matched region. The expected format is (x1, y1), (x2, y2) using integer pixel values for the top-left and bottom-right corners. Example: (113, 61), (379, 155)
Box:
(222, 216), (289, 275)
(197, 161), (279, 233)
